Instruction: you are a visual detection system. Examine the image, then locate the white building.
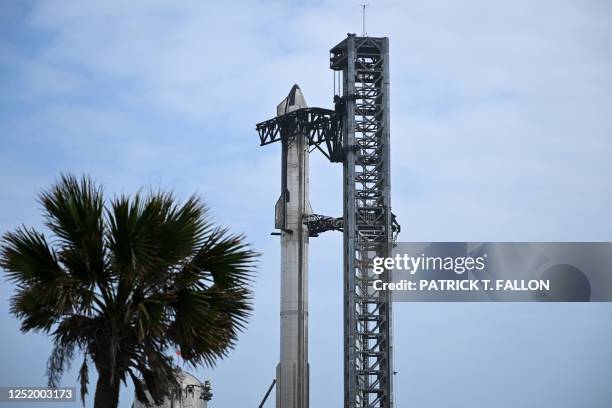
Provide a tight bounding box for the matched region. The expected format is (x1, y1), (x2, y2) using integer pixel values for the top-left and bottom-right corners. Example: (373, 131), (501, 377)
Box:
(132, 370), (212, 408)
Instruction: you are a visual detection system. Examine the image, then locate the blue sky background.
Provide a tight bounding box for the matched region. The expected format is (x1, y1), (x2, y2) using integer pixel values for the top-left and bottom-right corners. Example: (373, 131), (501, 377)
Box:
(1, 0), (611, 407)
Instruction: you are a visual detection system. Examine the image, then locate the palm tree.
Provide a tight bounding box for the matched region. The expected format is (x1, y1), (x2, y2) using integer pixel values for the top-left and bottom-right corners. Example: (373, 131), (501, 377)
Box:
(0, 174), (258, 408)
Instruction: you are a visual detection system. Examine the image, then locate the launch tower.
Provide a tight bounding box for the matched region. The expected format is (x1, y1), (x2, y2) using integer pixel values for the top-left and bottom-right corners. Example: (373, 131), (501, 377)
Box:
(331, 34), (395, 408)
(256, 34), (397, 408)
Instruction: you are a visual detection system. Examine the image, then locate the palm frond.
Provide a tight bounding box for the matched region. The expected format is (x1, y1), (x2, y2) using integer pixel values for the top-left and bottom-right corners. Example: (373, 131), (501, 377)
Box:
(181, 227), (258, 290)
(77, 355), (89, 406)
(47, 341), (76, 388)
(166, 287), (251, 367)
(39, 174), (107, 284)
(1, 227), (63, 284)
(149, 193), (208, 263)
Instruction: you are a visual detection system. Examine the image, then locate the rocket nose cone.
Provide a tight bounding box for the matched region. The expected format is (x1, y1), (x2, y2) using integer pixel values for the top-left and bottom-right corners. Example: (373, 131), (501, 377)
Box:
(277, 84), (308, 116)
(288, 84), (307, 107)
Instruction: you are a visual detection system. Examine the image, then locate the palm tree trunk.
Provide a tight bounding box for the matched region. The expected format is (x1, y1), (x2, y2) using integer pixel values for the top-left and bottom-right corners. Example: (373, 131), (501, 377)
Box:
(93, 369), (120, 408)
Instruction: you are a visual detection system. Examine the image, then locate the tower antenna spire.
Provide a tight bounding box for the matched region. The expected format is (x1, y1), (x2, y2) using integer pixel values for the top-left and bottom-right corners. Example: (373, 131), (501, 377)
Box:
(361, 4), (369, 36)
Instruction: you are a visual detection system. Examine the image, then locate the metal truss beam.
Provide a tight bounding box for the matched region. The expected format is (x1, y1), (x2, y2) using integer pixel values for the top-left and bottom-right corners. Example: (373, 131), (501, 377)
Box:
(303, 214), (400, 240)
(256, 107), (344, 163)
(303, 214), (343, 237)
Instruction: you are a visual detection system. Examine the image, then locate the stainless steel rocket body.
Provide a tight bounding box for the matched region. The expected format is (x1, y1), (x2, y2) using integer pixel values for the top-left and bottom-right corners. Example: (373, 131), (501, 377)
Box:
(274, 86), (310, 408)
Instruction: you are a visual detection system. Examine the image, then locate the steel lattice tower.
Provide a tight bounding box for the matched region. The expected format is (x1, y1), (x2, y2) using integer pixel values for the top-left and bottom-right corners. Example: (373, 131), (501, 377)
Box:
(331, 35), (394, 408)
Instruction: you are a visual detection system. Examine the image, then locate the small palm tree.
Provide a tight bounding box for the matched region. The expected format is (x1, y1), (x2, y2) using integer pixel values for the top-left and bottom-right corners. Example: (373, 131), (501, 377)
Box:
(1, 174), (258, 408)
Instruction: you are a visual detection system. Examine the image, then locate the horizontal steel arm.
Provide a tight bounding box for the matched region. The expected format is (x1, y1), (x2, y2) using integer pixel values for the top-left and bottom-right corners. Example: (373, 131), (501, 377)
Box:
(255, 107), (344, 163)
(303, 214), (343, 237)
(303, 213), (400, 239)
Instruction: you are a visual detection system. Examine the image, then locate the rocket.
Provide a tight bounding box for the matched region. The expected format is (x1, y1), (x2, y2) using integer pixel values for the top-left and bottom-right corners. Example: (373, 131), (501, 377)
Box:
(275, 85), (310, 408)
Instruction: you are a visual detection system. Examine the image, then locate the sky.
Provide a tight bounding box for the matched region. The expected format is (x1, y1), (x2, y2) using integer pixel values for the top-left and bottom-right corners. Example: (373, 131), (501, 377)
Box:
(1, 0), (611, 407)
